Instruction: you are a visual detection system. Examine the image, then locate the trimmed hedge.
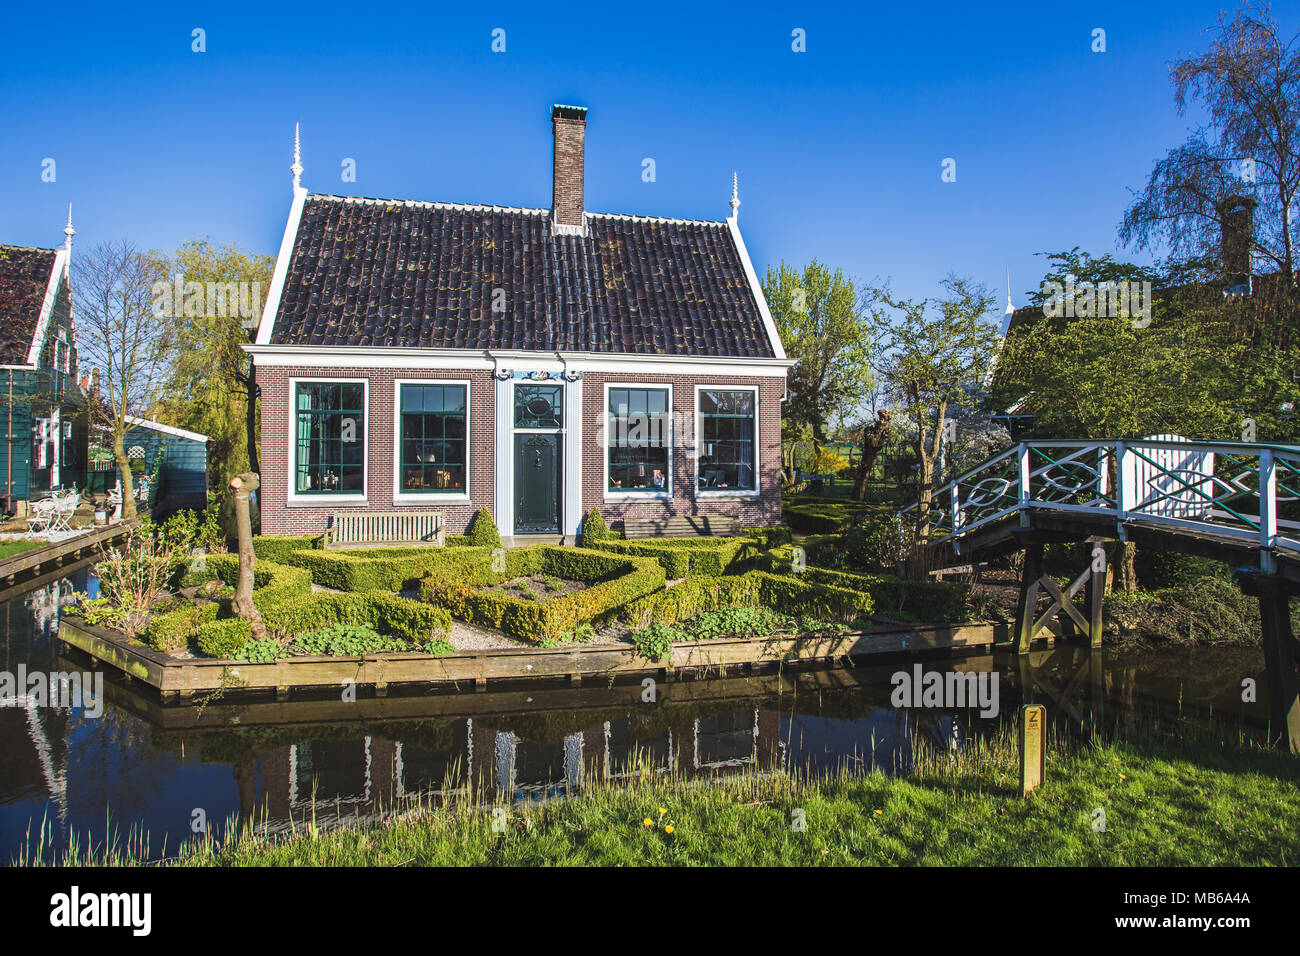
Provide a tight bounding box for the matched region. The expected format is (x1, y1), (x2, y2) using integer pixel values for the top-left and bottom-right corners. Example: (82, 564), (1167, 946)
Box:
(286, 546), (490, 591)
(420, 545), (665, 641)
(742, 526), (793, 550)
(581, 508), (612, 543)
(621, 570), (873, 631)
(466, 509), (502, 549)
(584, 536), (754, 578)
(147, 554), (454, 659)
(252, 535), (324, 563)
(756, 545), (970, 623)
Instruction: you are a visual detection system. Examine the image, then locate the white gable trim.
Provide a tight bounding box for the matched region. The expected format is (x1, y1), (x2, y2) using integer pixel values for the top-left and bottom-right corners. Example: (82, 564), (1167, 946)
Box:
(125, 416), (209, 444)
(245, 344), (793, 377)
(25, 248), (69, 367)
(254, 186), (308, 346)
(726, 216), (787, 361)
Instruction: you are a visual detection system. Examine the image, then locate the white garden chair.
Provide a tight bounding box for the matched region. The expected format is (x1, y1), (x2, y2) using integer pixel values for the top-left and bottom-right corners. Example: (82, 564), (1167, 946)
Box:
(25, 498), (56, 538)
(48, 493), (81, 534)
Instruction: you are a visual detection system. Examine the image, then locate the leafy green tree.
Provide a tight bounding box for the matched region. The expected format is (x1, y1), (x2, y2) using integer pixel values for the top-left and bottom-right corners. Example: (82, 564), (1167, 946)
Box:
(763, 261), (874, 479)
(149, 239), (273, 529)
(868, 275), (1001, 536)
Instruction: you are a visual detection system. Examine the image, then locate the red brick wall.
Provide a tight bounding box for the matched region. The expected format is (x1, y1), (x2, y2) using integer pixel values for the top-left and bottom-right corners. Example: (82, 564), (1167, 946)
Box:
(580, 372), (782, 530)
(255, 365), (495, 536)
(255, 363), (784, 537)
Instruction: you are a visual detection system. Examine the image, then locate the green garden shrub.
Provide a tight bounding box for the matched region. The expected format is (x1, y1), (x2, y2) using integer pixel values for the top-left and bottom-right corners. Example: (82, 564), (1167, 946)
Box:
(287, 546), (489, 591)
(195, 618), (253, 658)
(842, 516), (902, 572)
(583, 536), (754, 578)
(751, 545), (969, 623)
(742, 526), (793, 550)
(621, 570), (871, 630)
(148, 555), (454, 659)
(581, 508), (611, 544)
(1135, 548), (1231, 591)
(252, 535), (325, 563)
(467, 509), (502, 549)
(420, 546), (664, 641)
(144, 603), (219, 652)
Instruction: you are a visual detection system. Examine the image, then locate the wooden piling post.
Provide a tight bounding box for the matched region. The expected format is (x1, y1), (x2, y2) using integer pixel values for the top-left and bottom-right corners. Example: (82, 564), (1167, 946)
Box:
(1085, 538), (1106, 649)
(1256, 578), (1300, 754)
(1013, 535), (1044, 654)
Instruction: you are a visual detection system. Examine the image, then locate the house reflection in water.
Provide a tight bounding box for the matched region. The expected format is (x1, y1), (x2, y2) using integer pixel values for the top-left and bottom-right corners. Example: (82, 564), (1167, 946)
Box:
(248, 709), (785, 826)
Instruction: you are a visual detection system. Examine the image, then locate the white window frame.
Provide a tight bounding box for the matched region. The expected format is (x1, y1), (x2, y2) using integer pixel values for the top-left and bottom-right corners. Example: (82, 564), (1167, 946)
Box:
(604, 381), (673, 502)
(392, 378), (473, 505)
(694, 383), (761, 499)
(287, 376), (369, 507)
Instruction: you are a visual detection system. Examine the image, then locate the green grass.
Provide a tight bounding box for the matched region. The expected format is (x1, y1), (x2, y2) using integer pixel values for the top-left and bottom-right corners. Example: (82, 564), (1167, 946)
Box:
(0, 539), (44, 561)
(21, 728), (1299, 866)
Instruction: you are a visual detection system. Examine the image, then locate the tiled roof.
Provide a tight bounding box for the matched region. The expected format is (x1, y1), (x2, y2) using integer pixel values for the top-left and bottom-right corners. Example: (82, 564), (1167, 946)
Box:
(269, 195), (777, 358)
(0, 245), (56, 366)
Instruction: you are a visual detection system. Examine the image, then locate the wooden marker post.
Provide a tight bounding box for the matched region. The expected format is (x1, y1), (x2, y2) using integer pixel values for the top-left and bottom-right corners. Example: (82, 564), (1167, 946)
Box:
(1019, 704), (1046, 797)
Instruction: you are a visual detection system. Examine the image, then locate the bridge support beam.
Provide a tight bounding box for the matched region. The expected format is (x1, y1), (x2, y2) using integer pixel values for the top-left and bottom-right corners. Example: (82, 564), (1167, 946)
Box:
(1012, 536), (1044, 654)
(1247, 576), (1300, 754)
(1011, 536), (1106, 654)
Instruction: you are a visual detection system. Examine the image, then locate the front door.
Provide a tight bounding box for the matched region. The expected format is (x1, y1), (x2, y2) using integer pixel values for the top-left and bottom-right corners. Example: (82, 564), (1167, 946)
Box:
(514, 433), (561, 534)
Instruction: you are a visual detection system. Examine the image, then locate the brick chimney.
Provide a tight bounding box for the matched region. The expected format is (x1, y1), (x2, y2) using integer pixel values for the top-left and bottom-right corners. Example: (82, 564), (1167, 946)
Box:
(1218, 194), (1256, 294)
(551, 104), (588, 234)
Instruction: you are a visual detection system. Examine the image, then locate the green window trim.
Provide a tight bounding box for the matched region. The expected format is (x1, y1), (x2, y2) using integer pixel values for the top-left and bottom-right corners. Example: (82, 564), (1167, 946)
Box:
(698, 388), (757, 492)
(399, 383), (468, 494)
(294, 382), (366, 496)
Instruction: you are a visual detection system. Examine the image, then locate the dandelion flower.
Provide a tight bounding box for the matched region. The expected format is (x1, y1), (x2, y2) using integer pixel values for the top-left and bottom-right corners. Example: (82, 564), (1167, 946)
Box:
(664, 825), (674, 834)
(643, 818), (653, 827)
(658, 807), (667, 815)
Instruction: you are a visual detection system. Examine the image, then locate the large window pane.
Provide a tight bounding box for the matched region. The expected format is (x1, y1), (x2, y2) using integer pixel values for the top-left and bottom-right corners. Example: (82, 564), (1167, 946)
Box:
(294, 382), (366, 495)
(399, 383), (468, 494)
(608, 387), (670, 491)
(698, 389), (756, 491)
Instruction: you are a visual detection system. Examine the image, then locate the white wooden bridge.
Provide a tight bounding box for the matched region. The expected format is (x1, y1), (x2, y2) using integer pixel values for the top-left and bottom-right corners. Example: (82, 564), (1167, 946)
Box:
(899, 437), (1300, 751)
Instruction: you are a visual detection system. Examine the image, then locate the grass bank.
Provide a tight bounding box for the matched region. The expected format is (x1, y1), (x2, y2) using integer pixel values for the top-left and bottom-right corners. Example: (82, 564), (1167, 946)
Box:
(23, 728), (1299, 867)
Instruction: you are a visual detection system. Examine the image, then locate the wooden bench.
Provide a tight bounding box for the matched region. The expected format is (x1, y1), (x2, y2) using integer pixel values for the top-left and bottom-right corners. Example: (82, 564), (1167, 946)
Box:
(326, 512), (445, 549)
(623, 515), (741, 539)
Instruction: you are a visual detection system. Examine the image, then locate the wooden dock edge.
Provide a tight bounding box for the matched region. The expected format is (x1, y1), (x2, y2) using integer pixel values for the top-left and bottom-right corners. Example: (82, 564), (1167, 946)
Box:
(0, 518), (140, 585)
(57, 617), (1007, 701)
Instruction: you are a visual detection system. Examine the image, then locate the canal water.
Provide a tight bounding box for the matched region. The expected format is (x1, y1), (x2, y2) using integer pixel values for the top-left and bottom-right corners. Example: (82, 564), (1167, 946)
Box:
(0, 563), (1274, 863)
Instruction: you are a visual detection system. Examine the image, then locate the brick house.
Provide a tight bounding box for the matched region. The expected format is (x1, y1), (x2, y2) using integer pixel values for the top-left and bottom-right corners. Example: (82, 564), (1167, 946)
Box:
(248, 105), (791, 543)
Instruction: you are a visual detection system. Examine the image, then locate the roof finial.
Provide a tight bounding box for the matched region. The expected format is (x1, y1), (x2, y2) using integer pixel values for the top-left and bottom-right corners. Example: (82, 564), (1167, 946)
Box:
(1004, 266), (1014, 314)
(729, 172), (740, 220)
(291, 123), (304, 190)
(63, 203), (74, 252)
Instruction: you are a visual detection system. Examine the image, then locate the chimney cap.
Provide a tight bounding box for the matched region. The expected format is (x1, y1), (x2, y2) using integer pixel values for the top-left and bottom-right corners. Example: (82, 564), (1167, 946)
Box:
(552, 104), (588, 121)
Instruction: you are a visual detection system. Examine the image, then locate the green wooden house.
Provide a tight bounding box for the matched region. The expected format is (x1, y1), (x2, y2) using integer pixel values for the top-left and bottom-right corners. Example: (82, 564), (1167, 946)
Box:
(0, 226), (86, 513)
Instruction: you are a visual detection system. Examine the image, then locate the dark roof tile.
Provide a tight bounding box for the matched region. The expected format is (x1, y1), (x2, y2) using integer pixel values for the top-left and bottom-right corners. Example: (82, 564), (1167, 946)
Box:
(270, 196), (775, 357)
(0, 245), (56, 366)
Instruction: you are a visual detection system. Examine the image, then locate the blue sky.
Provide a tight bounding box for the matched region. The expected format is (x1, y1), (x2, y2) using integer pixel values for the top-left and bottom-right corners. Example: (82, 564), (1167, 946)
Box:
(0, 1), (1282, 306)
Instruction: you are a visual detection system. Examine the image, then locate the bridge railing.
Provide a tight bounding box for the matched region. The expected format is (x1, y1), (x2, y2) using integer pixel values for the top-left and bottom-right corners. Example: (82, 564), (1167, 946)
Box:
(898, 438), (1300, 569)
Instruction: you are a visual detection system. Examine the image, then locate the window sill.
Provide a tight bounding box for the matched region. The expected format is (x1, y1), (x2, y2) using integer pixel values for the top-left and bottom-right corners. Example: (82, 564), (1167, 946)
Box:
(605, 491), (672, 502)
(695, 490), (760, 500)
(393, 493), (472, 506)
(286, 496), (368, 508)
